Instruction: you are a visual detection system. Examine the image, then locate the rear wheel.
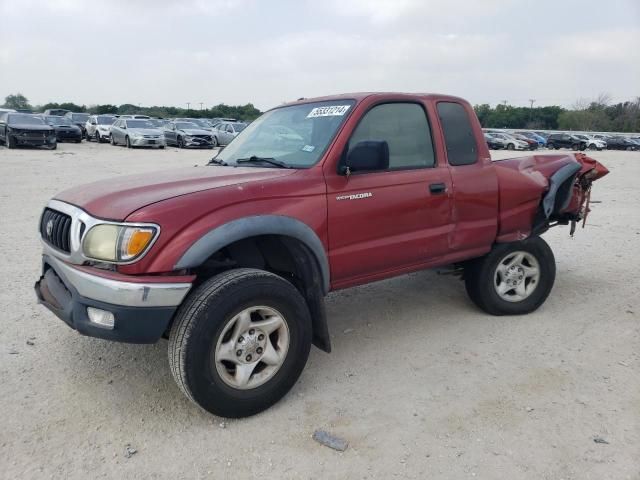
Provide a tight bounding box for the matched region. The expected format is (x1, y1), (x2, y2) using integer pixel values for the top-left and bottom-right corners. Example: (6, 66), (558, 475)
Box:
(168, 268), (312, 418)
(464, 236), (556, 316)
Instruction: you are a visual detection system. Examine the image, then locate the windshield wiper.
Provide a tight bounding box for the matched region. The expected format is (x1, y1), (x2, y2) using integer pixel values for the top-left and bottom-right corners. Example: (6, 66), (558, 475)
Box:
(207, 157), (228, 166)
(236, 156), (291, 169)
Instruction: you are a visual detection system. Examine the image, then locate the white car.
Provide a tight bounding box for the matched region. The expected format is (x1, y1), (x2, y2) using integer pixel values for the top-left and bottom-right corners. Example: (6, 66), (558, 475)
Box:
(488, 132), (529, 150)
(85, 115), (116, 143)
(576, 134), (606, 151)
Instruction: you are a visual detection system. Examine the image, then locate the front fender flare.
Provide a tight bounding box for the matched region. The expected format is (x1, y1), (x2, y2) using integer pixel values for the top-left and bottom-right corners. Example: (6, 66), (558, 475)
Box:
(174, 215), (330, 294)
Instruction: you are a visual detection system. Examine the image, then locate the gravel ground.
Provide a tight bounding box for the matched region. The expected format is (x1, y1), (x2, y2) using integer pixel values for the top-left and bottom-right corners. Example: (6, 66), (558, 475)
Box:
(0, 142), (638, 479)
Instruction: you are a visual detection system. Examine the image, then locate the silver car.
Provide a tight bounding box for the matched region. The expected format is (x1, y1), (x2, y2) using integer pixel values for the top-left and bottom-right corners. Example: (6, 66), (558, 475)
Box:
(212, 121), (247, 146)
(163, 121), (214, 148)
(109, 118), (166, 148)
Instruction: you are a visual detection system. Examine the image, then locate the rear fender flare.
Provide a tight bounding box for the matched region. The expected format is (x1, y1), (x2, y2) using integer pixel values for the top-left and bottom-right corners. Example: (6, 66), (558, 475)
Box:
(174, 215), (330, 294)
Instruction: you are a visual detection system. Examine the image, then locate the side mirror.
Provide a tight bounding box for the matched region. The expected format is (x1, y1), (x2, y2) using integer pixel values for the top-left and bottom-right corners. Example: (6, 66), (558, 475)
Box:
(342, 140), (389, 175)
(122, 125), (127, 129)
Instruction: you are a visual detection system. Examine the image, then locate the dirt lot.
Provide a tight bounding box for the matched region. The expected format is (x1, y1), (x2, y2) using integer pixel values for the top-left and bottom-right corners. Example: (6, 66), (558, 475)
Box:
(0, 142), (638, 479)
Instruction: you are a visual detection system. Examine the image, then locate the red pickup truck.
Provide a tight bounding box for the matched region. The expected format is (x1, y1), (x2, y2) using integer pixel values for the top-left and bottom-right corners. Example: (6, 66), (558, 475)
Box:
(35, 93), (608, 417)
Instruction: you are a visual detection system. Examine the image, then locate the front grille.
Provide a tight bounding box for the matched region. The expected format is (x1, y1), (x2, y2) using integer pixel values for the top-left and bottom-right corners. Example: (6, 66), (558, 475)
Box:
(40, 208), (72, 253)
(194, 135), (211, 140)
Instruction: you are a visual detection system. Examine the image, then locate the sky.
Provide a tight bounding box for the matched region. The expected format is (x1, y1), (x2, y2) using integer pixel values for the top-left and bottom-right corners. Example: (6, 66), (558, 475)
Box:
(0, 0), (638, 111)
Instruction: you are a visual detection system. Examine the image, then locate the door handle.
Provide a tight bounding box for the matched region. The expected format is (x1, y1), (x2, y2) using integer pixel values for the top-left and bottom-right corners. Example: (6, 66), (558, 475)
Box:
(429, 183), (447, 195)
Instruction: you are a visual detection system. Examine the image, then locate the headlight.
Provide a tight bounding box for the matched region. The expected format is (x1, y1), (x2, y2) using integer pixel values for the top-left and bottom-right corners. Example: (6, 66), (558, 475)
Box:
(82, 224), (158, 263)
(131, 132), (143, 139)
(184, 135), (193, 140)
(98, 126), (109, 131)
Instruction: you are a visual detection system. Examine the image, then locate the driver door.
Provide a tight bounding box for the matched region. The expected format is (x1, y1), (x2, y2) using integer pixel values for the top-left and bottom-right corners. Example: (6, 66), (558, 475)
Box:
(325, 102), (453, 287)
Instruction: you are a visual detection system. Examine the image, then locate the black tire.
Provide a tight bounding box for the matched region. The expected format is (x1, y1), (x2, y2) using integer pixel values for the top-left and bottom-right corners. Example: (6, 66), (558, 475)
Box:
(177, 136), (184, 148)
(212, 136), (218, 147)
(579, 143), (586, 151)
(168, 268), (312, 418)
(464, 236), (556, 316)
(95, 131), (101, 143)
(125, 136), (131, 148)
(547, 142), (554, 149)
(110, 134), (116, 145)
(49, 142), (57, 150)
(507, 143), (515, 150)
(7, 135), (16, 149)
(159, 145), (165, 149)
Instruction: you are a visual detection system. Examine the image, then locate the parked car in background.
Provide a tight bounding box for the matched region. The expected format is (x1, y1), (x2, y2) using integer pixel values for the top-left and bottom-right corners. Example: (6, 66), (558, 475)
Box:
(605, 136), (638, 150)
(518, 131), (547, 147)
(43, 109), (70, 117)
(164, 121), (214, 148)
(0, 108), (17, 114)
(118, 115), (151, 120)
(85, 115), (116, 143)
(42, 115), (82, 143)
(148, 118), (170, 129)
(510, 133), (538, 150)
(209, 117), (237, 128)
(484, 133), (504, 150)
(212, 121), (247, 146)
(574, 134), (606, 151)
(487, 132), (529, 150)
(546, 133), (587, 151)
(110, 118), (165, 148)
(64, 112), (91, 138)
(0, 112), (57, 149)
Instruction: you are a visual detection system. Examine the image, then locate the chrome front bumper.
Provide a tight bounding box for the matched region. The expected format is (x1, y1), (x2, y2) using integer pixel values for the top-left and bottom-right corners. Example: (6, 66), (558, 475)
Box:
(46, 255), (191, 308)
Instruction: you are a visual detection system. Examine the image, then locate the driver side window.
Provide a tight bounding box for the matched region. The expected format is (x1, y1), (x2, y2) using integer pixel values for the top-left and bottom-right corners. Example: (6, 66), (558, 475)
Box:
(348, 103), (435, 170)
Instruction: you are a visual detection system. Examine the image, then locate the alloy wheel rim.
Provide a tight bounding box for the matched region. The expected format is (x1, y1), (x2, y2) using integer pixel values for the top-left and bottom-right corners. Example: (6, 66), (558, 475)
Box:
(213, 306), (290, 390)
(493, 251), (540, 302)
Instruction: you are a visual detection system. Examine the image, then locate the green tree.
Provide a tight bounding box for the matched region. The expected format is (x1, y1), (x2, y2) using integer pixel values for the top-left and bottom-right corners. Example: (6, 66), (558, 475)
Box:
(3, 93), (31, 110)
(95, 104), (118, 114)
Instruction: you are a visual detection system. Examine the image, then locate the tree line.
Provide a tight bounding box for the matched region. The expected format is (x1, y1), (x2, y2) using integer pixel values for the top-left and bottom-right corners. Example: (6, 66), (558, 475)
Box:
(474, 95), (640, 132)
(3, 92), (640, 132)
(2, 93), (262, 121)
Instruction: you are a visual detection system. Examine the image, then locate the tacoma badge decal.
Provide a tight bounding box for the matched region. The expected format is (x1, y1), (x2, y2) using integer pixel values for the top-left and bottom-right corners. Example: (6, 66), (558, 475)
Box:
(336, 192), (373, 201)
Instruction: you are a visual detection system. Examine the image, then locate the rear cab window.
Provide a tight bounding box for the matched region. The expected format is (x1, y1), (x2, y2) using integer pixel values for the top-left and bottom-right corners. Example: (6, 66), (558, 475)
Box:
(436, 102), (478, 166)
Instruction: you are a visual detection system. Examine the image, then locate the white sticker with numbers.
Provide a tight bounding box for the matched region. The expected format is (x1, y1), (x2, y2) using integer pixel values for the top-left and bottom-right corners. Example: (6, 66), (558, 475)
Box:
(306, 105), (351, 118)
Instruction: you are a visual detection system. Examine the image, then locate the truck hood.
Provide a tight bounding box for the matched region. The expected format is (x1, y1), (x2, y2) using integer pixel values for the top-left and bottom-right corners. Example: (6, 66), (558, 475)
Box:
(54, 166), (295, 220)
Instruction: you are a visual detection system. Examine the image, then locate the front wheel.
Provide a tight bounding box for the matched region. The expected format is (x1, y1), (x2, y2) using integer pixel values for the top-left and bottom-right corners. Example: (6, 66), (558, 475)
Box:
(7, 135), (16, 149)
(507, 143), (515, 150)
(125, 136), (131, 148)
(168, 268), (312, 418)
(110, 134), (116, 145)
(464, 236), (556, 316)
(177, 136), (184, 148)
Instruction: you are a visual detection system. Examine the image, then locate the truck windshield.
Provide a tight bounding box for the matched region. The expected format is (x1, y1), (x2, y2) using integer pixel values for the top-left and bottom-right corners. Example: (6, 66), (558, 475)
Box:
(214, 100), (356, 168)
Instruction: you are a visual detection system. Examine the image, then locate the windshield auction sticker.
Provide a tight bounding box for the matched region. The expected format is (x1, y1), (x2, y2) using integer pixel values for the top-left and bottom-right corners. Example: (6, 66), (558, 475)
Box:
(306, 105), (351, 118)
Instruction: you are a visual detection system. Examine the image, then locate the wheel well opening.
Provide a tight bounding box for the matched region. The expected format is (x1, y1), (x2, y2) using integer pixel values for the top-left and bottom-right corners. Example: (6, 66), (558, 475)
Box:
(189, 235), (331, 352)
